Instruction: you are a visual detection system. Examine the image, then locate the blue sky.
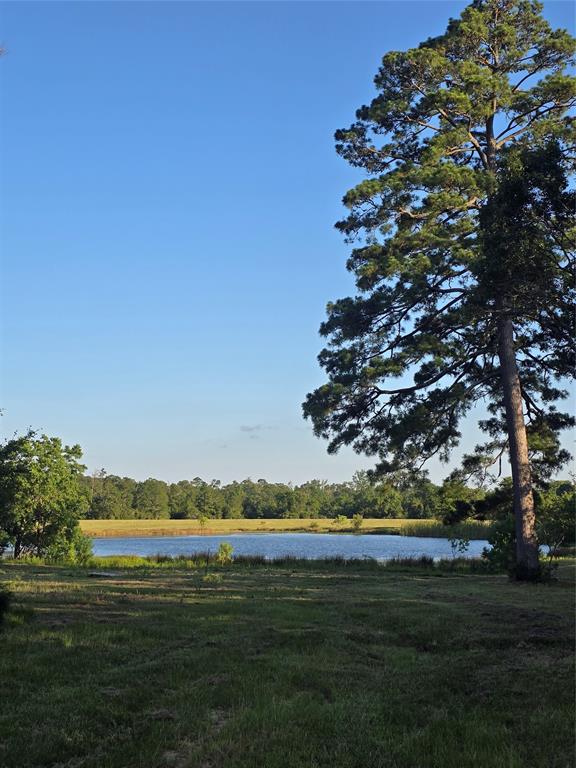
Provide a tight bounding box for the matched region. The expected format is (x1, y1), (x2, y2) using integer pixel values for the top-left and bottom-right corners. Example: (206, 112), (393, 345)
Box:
(1, 1), (573, 484)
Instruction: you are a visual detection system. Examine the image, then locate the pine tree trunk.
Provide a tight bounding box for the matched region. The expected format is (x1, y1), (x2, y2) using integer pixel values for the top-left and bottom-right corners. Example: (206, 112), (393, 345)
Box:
(497, 317), (540, 579)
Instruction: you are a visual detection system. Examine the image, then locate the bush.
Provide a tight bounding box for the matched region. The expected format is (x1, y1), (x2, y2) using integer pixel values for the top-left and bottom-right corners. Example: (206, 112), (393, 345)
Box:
(537, 488), (576, 558)
(202, 573), (223, 584)
(352, 514), (364, 532)
(216, 542), (234, 566)
(44, 527), (93, 565)
(482, 516), (516, 573)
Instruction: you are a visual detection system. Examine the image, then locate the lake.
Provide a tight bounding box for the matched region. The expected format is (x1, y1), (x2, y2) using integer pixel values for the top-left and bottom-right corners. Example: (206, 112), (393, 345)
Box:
(92, 532), (490, 560)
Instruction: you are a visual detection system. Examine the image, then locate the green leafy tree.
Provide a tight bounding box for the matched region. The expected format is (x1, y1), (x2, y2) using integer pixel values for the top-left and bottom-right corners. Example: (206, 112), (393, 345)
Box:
(0, 432), (89, 558)
(195, 479), (224, 519)
(168, 480), (200, 519)
(438, 479), (485, 522)
(133, 478), (170, 519)
(328, 484), (355, 518)
(303, 0), (575, 580)
(295, 480), (329, 518)
(374, 483), (404, 518)
(397, 476), (441, 519)
(535, 481), (575, 560)
(87, 473), (135, 519)
(221, 482), (244, 519)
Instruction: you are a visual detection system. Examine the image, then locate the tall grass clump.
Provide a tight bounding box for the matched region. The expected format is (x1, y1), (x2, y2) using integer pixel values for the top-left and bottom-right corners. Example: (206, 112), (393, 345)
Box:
(386, 555), (435, 569)
(269, 555), (303, 566)
(233, 554), (267, 566)
(384, 555), (488, 573)
(436, 557), (488, 573)
(399, 520), (493, 540)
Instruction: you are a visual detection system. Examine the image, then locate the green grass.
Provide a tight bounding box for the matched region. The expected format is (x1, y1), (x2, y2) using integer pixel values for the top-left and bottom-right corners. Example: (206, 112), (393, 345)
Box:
(0, 559), (574, 768)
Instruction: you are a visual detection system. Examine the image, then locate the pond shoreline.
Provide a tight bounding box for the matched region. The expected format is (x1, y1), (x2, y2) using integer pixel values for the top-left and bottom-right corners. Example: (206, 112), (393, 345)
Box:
(87, 528), (404, 539)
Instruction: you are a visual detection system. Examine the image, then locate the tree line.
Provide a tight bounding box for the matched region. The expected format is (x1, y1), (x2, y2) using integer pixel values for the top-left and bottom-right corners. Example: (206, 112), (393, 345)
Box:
(81, 470), (483, 521)
(1, 432), (572, 564)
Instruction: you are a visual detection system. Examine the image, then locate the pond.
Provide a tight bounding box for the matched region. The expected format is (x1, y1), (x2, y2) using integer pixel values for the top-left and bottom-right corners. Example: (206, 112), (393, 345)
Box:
(92, 532), (490, 561)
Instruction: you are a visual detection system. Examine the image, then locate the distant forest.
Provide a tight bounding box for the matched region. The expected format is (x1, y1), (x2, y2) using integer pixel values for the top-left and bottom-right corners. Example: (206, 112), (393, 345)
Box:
(81, 470), (495, 521)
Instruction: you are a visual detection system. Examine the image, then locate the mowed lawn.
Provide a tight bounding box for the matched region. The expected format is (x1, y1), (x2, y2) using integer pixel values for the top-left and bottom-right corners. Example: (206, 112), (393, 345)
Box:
(81, 518), (449, 537)
(0, 561), (574, 768)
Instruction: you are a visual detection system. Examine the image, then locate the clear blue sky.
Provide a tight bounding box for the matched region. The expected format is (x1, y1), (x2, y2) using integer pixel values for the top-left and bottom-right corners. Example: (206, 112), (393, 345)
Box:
(1, 1), (573, 484)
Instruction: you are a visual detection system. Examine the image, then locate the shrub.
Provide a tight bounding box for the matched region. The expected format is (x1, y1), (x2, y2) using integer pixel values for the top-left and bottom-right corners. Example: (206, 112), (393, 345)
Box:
(44, 527), (93, 565)
(202, 573), (223, 584)
(537, 488), (576, 559)
(482, 516), (548, 580)
(482, 516), (516, 573)
(216, 542), (234, 566)
(352, 514), (364, 533)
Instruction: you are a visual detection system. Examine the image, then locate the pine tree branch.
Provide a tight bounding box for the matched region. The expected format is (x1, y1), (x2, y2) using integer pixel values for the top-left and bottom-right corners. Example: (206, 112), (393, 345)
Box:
(496, 101), (573, 145)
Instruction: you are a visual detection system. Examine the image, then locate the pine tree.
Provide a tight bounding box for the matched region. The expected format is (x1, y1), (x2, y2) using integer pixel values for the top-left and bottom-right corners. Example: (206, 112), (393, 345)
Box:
(303, 0), (575, 580)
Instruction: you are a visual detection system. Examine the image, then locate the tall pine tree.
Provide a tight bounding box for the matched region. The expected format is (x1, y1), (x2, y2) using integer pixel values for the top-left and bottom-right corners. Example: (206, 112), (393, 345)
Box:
(303, 0), (575, 579)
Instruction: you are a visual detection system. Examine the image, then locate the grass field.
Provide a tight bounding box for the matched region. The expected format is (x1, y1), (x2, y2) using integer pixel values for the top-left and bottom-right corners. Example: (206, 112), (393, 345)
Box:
(80, 517), (492, 539)
(0, 559), (573, 768)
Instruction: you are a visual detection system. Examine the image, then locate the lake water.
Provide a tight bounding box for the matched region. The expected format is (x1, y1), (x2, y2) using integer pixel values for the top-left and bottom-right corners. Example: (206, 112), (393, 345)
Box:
(92, 532), (490, 561)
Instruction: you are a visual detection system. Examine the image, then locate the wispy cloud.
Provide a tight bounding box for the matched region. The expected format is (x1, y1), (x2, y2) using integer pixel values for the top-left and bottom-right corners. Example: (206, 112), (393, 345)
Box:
(239, 424), (278, 436)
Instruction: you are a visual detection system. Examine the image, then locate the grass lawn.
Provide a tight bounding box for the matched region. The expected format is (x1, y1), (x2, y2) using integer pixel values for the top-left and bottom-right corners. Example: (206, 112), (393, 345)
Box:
(0, 560), (573, 768)
(80, 517), (491, 539)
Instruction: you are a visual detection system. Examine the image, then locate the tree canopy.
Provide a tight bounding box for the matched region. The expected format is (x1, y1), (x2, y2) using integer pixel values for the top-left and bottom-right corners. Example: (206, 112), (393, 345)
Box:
(302, 0), (575, 578)
(0, 432), (89, 558)
(80, 470), (456, 521)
